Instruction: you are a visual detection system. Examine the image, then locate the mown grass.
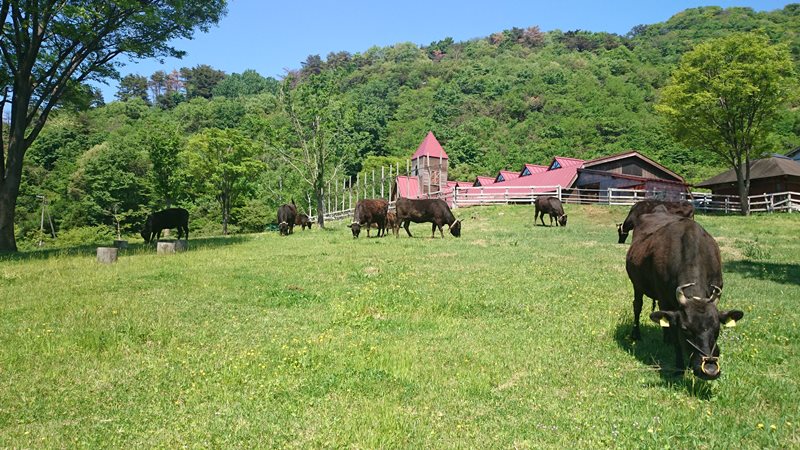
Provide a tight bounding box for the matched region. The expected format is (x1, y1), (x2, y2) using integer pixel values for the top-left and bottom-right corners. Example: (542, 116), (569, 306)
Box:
(1, 204), (798, 448)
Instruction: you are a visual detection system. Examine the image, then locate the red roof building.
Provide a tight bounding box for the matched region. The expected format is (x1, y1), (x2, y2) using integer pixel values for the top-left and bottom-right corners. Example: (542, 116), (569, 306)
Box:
(475, 176), (495, 186)
(495, 170), (520, 183)
(411, 131), (448, 160)
(521, 164), (548, 176)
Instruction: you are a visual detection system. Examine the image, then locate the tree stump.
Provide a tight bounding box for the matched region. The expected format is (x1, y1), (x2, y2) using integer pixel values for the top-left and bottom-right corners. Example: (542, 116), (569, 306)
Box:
(113, 240), (128, 249)
(157, 240), (188, 254)
(96, 247), (118, 264)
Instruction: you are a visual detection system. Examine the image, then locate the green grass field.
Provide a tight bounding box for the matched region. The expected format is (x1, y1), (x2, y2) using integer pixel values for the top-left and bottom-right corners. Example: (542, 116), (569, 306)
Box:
(1, 204), (798, 448)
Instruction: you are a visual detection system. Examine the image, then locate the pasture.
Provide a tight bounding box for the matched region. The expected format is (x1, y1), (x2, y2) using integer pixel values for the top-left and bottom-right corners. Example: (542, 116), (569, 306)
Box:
(1, 204), (798, 448)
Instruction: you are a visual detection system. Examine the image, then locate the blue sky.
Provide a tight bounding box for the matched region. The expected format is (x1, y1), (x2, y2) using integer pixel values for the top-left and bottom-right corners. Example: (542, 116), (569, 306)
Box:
(97, 0), (794, 101)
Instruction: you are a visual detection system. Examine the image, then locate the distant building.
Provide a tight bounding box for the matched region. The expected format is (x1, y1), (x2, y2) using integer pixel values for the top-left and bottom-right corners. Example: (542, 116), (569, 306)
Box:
(573, 151), (688, 201)
(696, 156), (800, 196)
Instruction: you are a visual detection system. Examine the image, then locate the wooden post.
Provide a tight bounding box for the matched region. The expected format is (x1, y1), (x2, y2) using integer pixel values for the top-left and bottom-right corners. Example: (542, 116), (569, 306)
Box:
(355, 173), (359, 204)
(348, 177), (352, 210)
(113, 240), (128, 249)
(96, 247), (118, 264)
(406, 159), (410, 177)
(372, 169), (375, 199)
(388, 165), (392, 200)
(381, 166), (385, 199)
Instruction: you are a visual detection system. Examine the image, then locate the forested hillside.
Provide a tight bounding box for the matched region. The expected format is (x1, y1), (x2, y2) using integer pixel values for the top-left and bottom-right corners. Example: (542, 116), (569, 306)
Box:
(13, 5), (800, 248)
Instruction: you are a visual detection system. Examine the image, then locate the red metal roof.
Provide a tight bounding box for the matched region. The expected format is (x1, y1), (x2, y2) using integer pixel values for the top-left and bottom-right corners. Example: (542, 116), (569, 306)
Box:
(456, 180), (474, 187)
(490, 157), (585, 193)
(522, 164), (548, 176)
(496, 170), (520, 183)
(475, 176), (495, 186)
(395, 176), (420, 199)
(551, 157), (584, 170)
(411, 131), (448, 160)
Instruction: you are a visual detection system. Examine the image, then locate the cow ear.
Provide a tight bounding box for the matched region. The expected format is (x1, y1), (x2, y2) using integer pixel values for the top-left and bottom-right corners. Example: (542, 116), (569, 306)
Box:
(719, 310), (744, 328)
(650, 310), (677, 327)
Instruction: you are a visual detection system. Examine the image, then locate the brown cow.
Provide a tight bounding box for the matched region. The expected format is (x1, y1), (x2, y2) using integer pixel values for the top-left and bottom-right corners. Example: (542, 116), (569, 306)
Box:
(295, 213), (313, 230)
(350, 199), (389, 238)
(385, 211), (400, 237)
(395, 197), (461, 238)
(534, 196), (567, 227)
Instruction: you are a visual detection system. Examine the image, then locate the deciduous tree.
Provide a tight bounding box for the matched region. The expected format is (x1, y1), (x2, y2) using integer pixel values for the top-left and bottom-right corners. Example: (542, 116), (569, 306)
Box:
(0, 0), (227, 252)
(657, 33), (795, 215)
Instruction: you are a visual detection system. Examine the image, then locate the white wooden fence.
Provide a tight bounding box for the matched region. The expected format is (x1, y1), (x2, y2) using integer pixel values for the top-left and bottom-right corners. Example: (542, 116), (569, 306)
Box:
(319, 186), (799, 220)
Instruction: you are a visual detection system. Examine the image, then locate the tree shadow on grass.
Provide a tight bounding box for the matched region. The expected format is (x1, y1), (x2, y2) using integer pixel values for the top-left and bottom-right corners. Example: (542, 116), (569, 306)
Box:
(0, 235), (252, 262)
(724, 260), (800, 286)
(613, 322), (715, 399)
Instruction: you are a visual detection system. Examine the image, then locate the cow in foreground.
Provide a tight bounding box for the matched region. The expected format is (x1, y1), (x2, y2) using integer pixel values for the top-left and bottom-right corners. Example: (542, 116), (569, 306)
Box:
(617, 199), (694, 244)
(141, 208), (189, 244)
(626, 206), (744, 380)
(534, 196), (567, 227)
(295, 213), (313, 230)
(350, 199), (389, 238)
(395, 197), (461, 238)
(277, 201), (297, 236)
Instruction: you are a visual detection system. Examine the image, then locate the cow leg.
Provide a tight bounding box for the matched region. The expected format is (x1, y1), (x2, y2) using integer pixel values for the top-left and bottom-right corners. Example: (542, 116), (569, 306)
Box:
(403, 220), (412, 237)
(431, 223), (436, 238)
(539, 212), (546, 227)
(631, 290), (643, 340)
(672, 329), (686, 373)
(439, 224), (444, 238)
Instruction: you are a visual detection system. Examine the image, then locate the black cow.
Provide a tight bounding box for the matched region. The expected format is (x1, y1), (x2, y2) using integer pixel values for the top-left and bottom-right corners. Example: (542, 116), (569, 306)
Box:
(277, 201), (297, 236)
(295, 213), (313, 230)
(617, 199), (694, 244)
(534, 196), (567, 227)
(626, 206), (744, 380)
(140, 208), (189, 244)
(350, 199), (389, 238)
(395, 197), (461, 238)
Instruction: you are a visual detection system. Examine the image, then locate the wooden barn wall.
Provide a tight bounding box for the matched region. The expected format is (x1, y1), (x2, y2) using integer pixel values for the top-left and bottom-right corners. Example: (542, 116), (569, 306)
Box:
(411, 157), (449, 194)
(708, 176), (800, 196)
(587, 157), (678, 181)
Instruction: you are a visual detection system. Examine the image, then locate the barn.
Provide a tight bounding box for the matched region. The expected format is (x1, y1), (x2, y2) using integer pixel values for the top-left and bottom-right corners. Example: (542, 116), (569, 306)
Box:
(696, 155), (800, 196)
(572, 151), (688, 201)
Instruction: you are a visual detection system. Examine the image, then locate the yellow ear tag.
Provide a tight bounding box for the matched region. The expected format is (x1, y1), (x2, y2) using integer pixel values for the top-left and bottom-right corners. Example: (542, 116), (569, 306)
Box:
(724, 318), (737, 328)
(659, 317), (670, 328)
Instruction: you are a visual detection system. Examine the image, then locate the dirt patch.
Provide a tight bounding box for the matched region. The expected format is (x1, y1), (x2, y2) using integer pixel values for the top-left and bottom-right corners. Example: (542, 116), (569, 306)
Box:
(495, 371), (526, 391)
(472, 239), (488, 247)
(715, 237), (744, 260)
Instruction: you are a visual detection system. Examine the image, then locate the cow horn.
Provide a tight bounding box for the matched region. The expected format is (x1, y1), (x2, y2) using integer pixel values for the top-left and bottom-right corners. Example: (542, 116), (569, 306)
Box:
(675, 282), (695, 305)
(709, 285), (722, 303)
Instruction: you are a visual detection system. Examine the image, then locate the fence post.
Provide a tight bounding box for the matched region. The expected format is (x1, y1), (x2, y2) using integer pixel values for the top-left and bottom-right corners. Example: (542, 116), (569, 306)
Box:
(381, 166), (385, 199)
(372, 169), (376, 199)
(557, 185), (562, 201)
(480, 187), (484, 206)
(725, 197), (729, 214)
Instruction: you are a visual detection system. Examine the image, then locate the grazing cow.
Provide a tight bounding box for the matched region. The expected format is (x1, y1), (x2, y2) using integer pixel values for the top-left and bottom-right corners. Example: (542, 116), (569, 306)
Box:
(617, 200), (694, 244)
(534, 196), (567, 227)
(350, 199), (389, 238)
(385, 211), (400, 237)
(141, 208), (189, 244)
(626, 206), (744, 380)
(395, 197), (461, 238)
(277, 201), (297, 236)
(295, 213), (313, 230)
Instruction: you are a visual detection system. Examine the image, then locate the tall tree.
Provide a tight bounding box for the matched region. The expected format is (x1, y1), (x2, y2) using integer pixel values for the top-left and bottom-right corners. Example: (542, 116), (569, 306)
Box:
(657, 33), (795, 215)
(116, 74), (150, 103)
(275, 72), (364, 228)
(179, 128), (262, 235)
(181, 64), (225, 99)
(0, 0), (227, 252)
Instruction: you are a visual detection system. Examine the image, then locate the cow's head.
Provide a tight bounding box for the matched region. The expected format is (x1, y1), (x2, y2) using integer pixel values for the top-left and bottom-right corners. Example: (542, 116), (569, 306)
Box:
(450, 219), (462, 237)
(140, 217), (153, 243)
(558, 214), (568, 226)
(617, 223), (629, 244)
(650, 283), (744, 380)
(349, 222), (361, 238)
(278, 221), (289, 235)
